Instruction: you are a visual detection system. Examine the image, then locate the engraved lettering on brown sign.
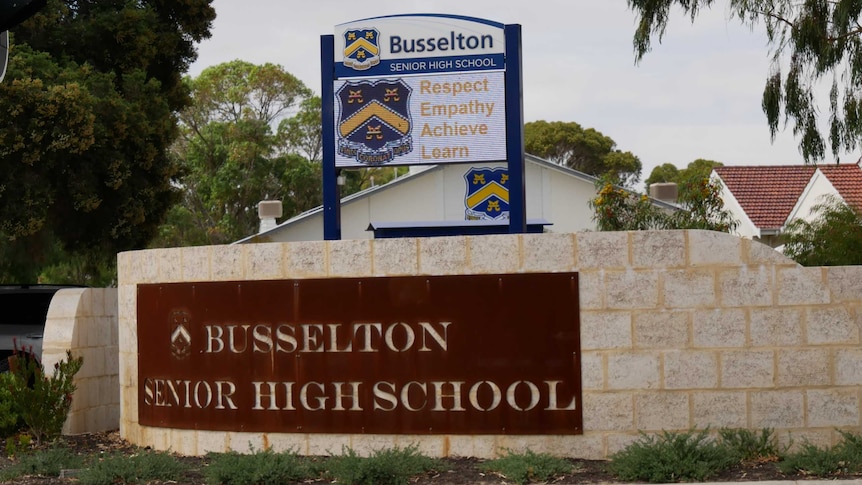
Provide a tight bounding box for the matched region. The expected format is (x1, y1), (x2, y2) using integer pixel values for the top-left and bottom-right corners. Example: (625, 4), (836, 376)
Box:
(137, 273), (581, 434)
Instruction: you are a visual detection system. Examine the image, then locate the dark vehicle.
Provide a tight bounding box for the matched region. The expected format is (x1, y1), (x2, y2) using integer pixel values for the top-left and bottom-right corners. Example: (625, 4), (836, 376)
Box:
(0, 284), (79, 372)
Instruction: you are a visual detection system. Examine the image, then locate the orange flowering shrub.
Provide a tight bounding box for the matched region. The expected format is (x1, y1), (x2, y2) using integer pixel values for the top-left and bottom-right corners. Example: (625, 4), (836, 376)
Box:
(590, 176), (738, 232)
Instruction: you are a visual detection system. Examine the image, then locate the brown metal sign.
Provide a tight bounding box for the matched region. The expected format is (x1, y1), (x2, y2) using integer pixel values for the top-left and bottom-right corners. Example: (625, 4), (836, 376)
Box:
(137, 273), (581, 434)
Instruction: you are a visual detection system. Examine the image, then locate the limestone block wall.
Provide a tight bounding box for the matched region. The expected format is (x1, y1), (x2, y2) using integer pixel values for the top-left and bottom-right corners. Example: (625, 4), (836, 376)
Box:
(116, 230), (862, 459)
(42, 288), (120, 435)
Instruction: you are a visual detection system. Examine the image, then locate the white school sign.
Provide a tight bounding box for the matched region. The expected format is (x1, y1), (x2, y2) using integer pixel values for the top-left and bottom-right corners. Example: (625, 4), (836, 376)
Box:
(332, 15), (508, 167)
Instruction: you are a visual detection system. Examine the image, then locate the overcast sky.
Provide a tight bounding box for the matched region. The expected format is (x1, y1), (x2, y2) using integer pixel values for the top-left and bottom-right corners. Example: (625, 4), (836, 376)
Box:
(188, 0), (844, 188)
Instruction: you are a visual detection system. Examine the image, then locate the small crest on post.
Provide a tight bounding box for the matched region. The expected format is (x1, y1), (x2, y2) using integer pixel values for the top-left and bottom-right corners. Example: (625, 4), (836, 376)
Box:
(342, 28), (380, 71)
(464, 167), (510, 220)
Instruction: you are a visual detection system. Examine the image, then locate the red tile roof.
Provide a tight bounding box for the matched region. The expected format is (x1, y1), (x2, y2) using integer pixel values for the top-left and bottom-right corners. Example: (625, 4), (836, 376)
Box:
(817, 164), (862, 210)
(713, 165), (816, 229)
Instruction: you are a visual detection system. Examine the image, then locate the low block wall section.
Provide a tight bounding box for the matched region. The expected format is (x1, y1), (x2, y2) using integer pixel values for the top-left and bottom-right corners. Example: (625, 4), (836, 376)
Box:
(117, 230), (862, 458)
(42, 288), (120, 435)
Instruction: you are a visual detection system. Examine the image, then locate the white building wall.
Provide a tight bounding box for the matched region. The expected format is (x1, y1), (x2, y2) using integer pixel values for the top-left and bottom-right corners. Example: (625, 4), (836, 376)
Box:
(788, 170), (843, 223)
(250, 158), (602, 243)
(714, 173), (760, 240)
(546, 165), (595, 233)
(268, 215), (322, 242)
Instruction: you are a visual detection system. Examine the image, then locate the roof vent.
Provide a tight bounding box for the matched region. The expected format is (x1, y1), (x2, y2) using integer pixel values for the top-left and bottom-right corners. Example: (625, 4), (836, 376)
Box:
(649, 182), (678, 203)
(258, 200), (283, 233)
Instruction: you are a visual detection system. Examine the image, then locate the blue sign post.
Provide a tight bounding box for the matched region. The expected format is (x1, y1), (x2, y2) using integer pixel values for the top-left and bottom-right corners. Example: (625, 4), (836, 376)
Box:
(504, 23), (525, 234)
(320, 34), (341, 240)
(321, 14), (525, 240)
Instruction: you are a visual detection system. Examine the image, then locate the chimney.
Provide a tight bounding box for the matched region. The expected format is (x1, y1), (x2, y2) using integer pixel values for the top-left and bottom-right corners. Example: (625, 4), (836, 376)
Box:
(257, 200), (283, 233)
(649, 182), (678, 203)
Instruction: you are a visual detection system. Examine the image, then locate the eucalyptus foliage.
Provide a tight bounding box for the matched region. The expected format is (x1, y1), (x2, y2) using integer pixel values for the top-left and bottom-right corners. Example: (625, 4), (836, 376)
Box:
(168, 60), (317, 245)
(163, 60), (414, 246)
(525, 120), (642, 187)
(645, 158), (723, 187)
(628, 0), (862, 162)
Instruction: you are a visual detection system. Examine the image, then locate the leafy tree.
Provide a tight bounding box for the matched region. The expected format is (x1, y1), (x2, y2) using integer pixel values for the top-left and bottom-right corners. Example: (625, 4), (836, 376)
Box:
(683, 159), (723, 181)
(0, 0), (215, 282)
(603, 150), (644, 188)
(280, 154), (325, 224)
(149, 204), (211, 248)
(277, 96), (323, 162)
(525, 120), (642, 186)
(644, 163), (681, 187)
(628, 0), (862, 162)
(162, 60), (413, 246)
(590, 176), (737, 232)
(783, 195), (862, 265)
(166, 60), (318, 245)
(645, 159), (723, 187)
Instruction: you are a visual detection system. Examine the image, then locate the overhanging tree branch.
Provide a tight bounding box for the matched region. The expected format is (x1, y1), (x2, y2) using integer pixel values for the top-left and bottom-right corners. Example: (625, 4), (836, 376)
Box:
(628, 0), (862, 162)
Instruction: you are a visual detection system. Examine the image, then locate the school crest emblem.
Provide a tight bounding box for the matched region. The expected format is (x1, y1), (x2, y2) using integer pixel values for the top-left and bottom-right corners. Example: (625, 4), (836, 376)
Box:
(343, 28), (380, 71)
(336, 79), (413, 165)
(169, 311), (192, 360)
(464, 167), (510, 220)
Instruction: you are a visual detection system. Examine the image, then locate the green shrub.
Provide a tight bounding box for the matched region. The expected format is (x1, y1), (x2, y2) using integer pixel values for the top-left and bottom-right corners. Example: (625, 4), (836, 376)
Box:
(77, 449), (189, 485)
(780, 431), (862, 477)
(204, 447), (319, 485)
(0, 445), (84, 481)
(718, 427), (780, 462)
(0, 372), (23, 438)
(480, 449), (573, 484)
(778, 442), (844, 476)
(834, 430), (862, 468)
(8, 348), (83, 445)
(783, 195), (862, 266)
(4, 433), (32, 458)
(326, 445), (442, 485)
(608, 430), (736, 483)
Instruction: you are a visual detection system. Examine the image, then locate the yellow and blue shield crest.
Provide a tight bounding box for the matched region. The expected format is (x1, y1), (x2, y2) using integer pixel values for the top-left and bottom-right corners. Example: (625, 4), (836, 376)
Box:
(343, 28), (380, 71)
(464, 167), (510, 220)
(336, 79), (412, 165)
